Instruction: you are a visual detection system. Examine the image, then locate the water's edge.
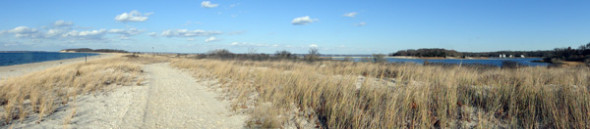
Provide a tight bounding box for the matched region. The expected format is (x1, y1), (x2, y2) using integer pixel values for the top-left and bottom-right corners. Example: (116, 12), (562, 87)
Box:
(0, 52), (100, 66)
(334, 57), (548, 67)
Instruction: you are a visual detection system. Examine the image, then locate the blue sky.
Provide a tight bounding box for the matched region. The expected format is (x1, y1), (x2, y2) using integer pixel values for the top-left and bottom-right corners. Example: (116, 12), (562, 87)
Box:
(1, 0), (589, 54)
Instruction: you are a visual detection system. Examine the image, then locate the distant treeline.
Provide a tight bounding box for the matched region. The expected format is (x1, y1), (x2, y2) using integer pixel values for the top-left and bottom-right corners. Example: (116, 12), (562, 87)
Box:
(391, 49), (462, 57)
(192, 49), (322, 62)
(390, 48), (553, 58)
(389, 43), (590, 65)
(390, 44), (590, 59)
(62, 48), (128, 53)
(544, 43), (590, 62)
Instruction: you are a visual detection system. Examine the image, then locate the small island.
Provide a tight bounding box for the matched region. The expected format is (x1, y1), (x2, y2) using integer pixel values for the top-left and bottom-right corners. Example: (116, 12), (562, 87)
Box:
(388, 43), (590, 67)
(60, 48), (128, 53)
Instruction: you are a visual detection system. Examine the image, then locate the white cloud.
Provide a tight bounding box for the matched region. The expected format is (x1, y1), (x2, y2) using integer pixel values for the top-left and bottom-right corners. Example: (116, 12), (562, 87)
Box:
(343, 12), (358, 17)
(43, 20), (76, 38)
(53, 20), (73, 27)
(356, 22), (366, 27)
(115, 10), (152, 22)
(108, 29), (125, 33)
(1, 21), (146, 42)
(205, 36), (219, 42)
(230, 42), (275, 47)
(6, 26), (41, 38)
(230, 42), (243, 46)
(161, 29), (222, 37)
(309, 44), (318, 48)
(108, 28), (143, 36)
(2, 25), (101, 40)
(61, 29), (107, 40)
(187, 38), (196, 41)
(201, 1), (219, 8)
(8, 26), (37, 34)
(46, 29), (67, 37)
(3, 26), (66, 39)
(292, 16), (317, 25)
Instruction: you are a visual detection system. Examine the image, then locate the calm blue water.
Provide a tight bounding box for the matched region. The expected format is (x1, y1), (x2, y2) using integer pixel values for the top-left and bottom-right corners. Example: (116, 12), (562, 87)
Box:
(0, 52), (99, 66)
(339, 57), (549, 67)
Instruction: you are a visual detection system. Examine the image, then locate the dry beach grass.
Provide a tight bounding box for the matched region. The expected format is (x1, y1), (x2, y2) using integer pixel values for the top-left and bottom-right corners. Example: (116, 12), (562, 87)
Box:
(0, 55), (167, 125)
(171, 58), (590, 128)
(1, 54), (588, 128)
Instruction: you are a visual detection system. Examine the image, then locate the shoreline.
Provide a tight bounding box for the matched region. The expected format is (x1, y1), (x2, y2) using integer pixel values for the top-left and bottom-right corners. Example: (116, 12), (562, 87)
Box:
(533, 60), (585, 67)
(0, 52), (100, 66)
(0, 53), (117, 79)
(327, 56), (541, 60)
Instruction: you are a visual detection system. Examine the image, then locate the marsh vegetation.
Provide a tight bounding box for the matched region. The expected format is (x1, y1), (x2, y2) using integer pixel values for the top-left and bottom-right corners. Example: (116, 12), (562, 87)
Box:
(1, 53), (588, 128)
(172, 57), (590, 128)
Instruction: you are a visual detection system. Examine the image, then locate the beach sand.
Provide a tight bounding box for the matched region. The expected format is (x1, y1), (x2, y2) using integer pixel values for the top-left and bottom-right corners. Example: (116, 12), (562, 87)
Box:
(1, 60), (245, 128)
(0, 53), (115, 79)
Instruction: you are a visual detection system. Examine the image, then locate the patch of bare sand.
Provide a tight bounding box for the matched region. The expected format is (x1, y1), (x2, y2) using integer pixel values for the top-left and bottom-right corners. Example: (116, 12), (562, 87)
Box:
(3, 63), (245, 129)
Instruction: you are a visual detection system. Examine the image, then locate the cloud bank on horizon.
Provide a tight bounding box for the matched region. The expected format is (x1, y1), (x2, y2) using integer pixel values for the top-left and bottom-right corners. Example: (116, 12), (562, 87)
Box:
(1, 0), (590, 54)
(0, 22), (141, 41)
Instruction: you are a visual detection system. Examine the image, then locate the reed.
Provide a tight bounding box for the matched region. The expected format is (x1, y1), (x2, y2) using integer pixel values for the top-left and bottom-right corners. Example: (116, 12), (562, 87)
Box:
(172, 58), (590, 128)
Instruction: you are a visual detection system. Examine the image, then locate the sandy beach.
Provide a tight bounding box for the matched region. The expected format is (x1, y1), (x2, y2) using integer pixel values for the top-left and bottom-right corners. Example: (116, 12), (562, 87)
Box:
(1, 56), (246, 128)
(0, 53), (115, 79)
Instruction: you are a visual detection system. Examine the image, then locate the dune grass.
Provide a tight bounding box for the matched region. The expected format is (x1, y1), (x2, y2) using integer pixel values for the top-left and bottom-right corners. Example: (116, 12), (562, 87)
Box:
(171, 58), (590, 128)
(0, 55), (166, 125)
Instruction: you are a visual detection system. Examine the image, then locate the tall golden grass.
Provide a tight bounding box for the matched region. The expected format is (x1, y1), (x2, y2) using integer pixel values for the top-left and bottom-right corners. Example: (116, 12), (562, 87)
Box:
(171, 59), (590, 128)
(0, 55), (165, 125)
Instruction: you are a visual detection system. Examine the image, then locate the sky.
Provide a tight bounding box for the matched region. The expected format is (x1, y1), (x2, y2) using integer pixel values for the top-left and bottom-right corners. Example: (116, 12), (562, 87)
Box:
(1, 0), (590, 54)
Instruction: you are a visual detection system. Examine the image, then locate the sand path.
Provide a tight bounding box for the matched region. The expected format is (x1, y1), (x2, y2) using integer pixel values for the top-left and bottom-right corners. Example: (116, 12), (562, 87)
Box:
(136, 63), (245, 128)
(3, 63), (245, 129)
